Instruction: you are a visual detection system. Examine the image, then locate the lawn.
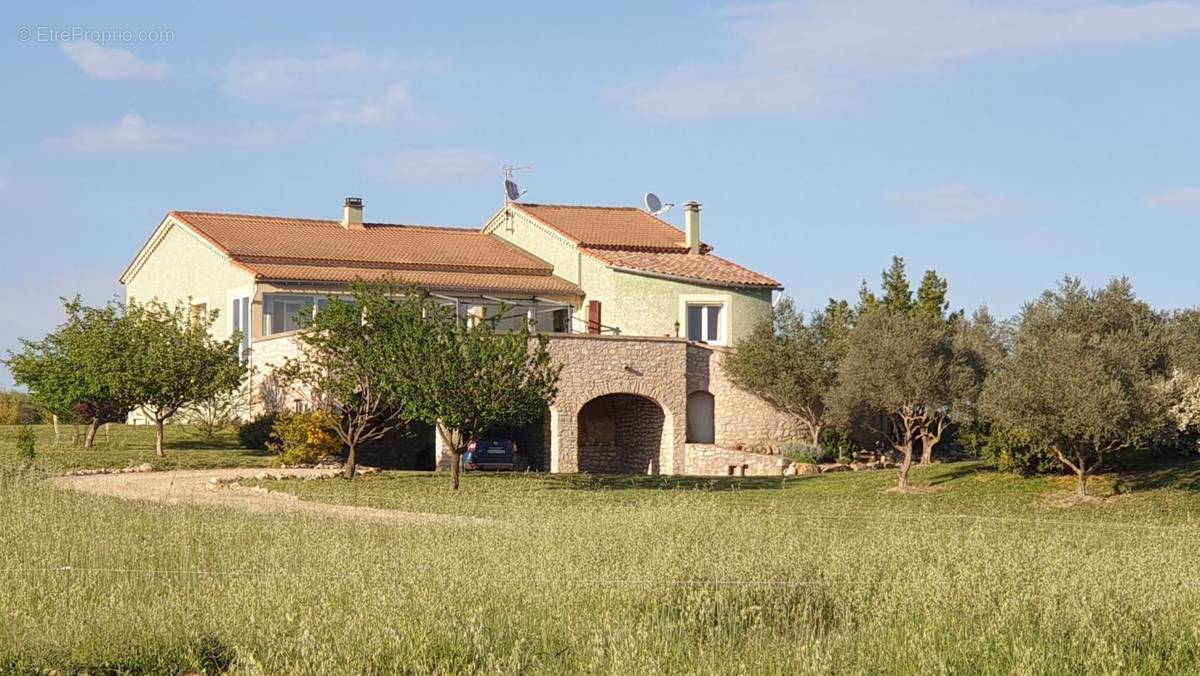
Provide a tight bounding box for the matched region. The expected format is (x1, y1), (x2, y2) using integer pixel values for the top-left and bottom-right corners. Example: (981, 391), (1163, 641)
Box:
(0, 423), (273, 472)
(3, 453), (1200, 674)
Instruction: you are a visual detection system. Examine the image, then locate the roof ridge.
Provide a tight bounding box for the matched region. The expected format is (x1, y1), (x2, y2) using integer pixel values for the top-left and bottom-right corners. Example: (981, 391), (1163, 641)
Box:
(513, 202), (642, 211)
(232, 255), (553, 276)
(171, 210), (474, 231)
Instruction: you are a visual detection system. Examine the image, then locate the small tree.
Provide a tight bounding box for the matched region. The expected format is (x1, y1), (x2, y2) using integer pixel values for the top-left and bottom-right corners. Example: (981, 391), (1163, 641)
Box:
(6, 298), (132, 448)
(411, 307), (561, 490)
(725, 297), (842, 446)
(275, 284), (434, 479)
(981, 278), (1171, 497)
(121, 300), (244, 457)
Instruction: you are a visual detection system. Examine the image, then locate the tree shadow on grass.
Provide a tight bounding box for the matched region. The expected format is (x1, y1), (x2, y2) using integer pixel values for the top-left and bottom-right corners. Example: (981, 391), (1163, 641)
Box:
(1113, 456), (1200, 493)
(924, 462), (988, 486)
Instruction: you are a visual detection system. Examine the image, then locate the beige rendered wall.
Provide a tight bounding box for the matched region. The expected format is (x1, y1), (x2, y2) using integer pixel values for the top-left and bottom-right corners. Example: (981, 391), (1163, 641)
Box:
(607, 270), (773, 344)
(124, 219), (255, 340)
(485, 207), (581, 282)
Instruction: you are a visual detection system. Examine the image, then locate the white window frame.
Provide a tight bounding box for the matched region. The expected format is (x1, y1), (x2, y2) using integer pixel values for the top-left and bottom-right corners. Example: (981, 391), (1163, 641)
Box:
(679, 293), (731, 346)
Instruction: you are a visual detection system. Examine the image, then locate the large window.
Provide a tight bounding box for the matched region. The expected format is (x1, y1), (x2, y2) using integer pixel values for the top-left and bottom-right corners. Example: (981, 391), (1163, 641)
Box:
(686, 303), (725, 345)
(263, 294), (329, 336)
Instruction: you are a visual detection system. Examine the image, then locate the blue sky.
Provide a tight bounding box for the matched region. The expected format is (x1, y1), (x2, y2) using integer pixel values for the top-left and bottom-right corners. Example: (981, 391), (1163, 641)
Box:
(3, 1), (1200, 387)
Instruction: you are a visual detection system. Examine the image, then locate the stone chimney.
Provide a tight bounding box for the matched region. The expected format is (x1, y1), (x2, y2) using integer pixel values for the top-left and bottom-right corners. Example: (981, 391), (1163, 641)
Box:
(342, 197), (364, 229)
(684, 201), (701, 254)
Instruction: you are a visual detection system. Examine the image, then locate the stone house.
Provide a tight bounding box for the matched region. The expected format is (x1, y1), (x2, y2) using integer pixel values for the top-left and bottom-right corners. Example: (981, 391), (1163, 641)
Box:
(120, 197), (808, 474)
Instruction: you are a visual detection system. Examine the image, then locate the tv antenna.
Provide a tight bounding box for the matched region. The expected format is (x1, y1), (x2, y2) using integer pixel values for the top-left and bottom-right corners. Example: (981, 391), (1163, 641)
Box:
(644, 192), (675, 216)
(503, 164), (531, 203)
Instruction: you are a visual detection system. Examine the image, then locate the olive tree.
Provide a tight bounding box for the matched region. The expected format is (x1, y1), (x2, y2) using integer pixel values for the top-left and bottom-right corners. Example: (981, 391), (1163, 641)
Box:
(981, 278), (1171, 497)
(724, 297), (843, 446)
(828, 311), (974, 489)
(121, 300), (244, 457)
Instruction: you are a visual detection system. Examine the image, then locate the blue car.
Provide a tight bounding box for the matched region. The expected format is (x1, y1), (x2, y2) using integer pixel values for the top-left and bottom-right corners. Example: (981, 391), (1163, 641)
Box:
(463, 437), (528, 471)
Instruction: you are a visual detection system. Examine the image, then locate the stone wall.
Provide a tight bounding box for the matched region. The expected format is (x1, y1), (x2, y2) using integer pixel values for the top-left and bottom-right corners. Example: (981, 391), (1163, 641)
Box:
(686, 345), (810, 450)
(683, 443), (790, 476)
(543, 334), (687, 474)
(578, 394), (665, 474)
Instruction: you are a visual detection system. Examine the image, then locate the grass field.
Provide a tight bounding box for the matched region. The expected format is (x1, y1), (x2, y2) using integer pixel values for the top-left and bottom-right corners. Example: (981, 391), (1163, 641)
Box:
(0, 423), (273, 472)
(3, 429), (1200, 673)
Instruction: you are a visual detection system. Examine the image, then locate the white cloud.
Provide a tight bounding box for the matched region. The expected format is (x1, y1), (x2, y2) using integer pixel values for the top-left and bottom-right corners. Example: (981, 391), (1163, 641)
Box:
(45, 114), (192, 152)
(891, 184), (1019, 222)
(220, 49), (442, 129)
(369, 149), (496, 182)
(61, 41), (169, 80)
(302, 82), (415, 126)
(1147, 186), (1200, 207)
(627, 1), (1200, 118)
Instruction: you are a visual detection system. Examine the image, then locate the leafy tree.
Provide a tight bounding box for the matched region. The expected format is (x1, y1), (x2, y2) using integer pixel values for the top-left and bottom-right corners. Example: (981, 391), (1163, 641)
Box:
(725, 297), (842, 445)
(980, 278), (1171, 497)
(411, 306), (561, 490)
(276, 284), (432, 479)
(827, 309), (984, 486)
(6, 298), (133, 448)
(121, 300), (244, 457)
(879, 256), (914, 315)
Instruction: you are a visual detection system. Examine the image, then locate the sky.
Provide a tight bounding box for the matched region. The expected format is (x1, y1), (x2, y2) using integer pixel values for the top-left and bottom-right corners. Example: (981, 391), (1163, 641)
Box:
(2, 0), (1200, 388)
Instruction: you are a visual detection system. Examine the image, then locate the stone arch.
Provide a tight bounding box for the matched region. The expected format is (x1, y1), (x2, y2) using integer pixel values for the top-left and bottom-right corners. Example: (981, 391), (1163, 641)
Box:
(686, 390), (715, 443)
(576, 392), (666, 474)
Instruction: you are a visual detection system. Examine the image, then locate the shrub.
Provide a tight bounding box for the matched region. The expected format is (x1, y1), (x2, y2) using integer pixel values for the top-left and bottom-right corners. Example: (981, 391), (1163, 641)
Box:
(268, 411), (342, 466)
(238, 413), (278, 450)
(15, 425), (36, 460)
(0, 391), (39, 425)
(780, 441), (832, 464)
(819, 427), (859, 459)
(958, 422), (1058, 476)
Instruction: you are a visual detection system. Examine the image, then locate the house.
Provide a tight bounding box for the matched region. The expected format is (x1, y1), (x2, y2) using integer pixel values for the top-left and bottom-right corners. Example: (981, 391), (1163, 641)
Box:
(121, 197), (807, 475)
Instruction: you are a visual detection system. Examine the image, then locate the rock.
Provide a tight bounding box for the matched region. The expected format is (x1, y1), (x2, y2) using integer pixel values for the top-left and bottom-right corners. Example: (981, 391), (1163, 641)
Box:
(819, 463), (851, 473)
(133, 463), (154, 473)
(851, 462), (870, 472)
(793, 463), (820, 475)
(254, 472), (268, 481)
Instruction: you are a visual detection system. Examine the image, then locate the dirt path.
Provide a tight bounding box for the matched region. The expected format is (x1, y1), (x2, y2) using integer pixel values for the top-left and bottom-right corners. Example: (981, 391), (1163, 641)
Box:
(50, 468), (490, 526)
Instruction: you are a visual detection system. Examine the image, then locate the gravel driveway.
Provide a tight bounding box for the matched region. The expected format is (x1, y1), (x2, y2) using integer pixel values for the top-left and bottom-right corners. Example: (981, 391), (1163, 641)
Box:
(50, 468), (490, 526)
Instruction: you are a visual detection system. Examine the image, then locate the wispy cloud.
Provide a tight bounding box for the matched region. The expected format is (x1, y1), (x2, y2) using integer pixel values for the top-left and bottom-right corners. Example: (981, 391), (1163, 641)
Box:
(221, 49), (442, 128)
(61, 41), (170, 80)
(1146, 186), (1200, 207)
(890, 184), (1019, 222)
(301, 82), (415, 126)
(368, 149), (496, 182)
(45, 114), (192, 152)
(625, 1), (1200, 118)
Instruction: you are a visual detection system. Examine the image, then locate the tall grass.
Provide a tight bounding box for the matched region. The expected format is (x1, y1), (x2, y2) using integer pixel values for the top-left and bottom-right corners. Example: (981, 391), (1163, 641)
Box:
(3, 462), (1200, 673)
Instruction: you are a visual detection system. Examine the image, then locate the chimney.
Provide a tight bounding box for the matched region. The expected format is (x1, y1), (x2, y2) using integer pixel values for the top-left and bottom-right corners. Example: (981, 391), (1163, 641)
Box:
(342, 197), (364, 229)
(684, 201), (701, 254)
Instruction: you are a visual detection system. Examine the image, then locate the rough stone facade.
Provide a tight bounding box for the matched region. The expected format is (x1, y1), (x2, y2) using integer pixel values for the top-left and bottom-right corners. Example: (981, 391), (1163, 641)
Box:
(248, 332), (805, 476)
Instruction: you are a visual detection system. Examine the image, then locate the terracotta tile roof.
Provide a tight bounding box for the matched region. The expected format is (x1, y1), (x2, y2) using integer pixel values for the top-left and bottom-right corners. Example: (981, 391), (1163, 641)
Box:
(510, 203), (710, 252)
(587, 248), (780, 289)
(170, 211), (578, 295)
(245, 264), (581, 295)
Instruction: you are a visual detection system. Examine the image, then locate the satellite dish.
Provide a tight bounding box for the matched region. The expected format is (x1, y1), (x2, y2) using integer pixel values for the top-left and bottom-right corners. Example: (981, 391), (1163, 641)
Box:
(644, 192), (675, 216)
(505, 179), (522, 202)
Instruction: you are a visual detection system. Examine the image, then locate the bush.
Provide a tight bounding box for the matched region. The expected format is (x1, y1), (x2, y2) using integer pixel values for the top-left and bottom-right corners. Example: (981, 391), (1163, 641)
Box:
(238, 413), (278, 450)
(780, 441), (832, 464)
(819, 427), (859, 459)
(958, 422), (1058, 476)
(0, 391), (40, 425)
(268, 411), (342, 466)
(15, 425), (36, 460)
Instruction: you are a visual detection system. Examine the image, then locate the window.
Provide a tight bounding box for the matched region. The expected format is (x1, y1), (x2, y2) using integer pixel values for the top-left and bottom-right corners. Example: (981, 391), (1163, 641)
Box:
(231, 296), (251, 360)
(263, 294), (327, 336)
(686, 303), (724, 345)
